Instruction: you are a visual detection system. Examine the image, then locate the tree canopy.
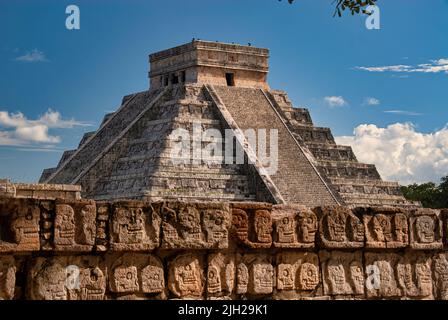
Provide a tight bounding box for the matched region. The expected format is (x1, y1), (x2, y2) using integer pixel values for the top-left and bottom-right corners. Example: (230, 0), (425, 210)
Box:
(279, 0), (379, 17)
(401, 176), (448, 209)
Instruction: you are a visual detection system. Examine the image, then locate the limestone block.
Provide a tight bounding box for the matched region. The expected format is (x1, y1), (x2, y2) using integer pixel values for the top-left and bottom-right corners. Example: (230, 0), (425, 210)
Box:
(54, 199), (96, 252)
(231, 203), (273, 249)
(161, 202), (230, 249)
(28, 256), (106, 300)
(0, 256), (16, 300)
(236, 254), (274, 296)
(319, 251), (364, 296)
(361, 207), (409, 249)
(409, 208), (443, 250)
(168, 253), (204, 299)
(110, 201), (161, 251)
(0, 198), (40, 252)
(365, 252), (433, 299)
(364, 252), (402, 298)
(315, 206), (364, 249)
(109, 253), (165, 295)
(272, 205), (317, 248)
(276, 252), (320, 294)
(433, 253), (448, 300)
(206, 252), (235, 298)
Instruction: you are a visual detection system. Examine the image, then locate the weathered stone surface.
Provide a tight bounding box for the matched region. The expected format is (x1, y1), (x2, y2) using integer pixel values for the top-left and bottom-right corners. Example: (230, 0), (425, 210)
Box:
(409, 208), (443, 249)
(168, 253), (204, 299)
(0, 198), (40, 252)
(231, 203), (273, 249)
(361, 207), (409, 249)
(0, 256), (16, 300)
(236, 254), (274, 296)
(206, 252), (235, 298)
(109, 253), (165, 296)
(433, 252), (448, 300)
(110, 201), (161, 251)
(272, 205), (318, 248)
(275, 252), (320, 300)
(54, 199), (96, 251)
(28, 256), (106, 300)
(161, 202), (230, 249)
(319, 251), (364, 297)
(315, 206), (364, 249)
(365, 252), (434, 299)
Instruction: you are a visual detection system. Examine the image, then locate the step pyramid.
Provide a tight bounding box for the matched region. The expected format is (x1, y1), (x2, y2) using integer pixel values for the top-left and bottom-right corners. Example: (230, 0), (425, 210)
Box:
(40, 40), (419, 208)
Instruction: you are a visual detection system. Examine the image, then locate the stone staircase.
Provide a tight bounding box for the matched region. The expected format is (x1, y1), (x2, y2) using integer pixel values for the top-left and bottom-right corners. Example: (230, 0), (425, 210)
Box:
(211, 85), (340, 207)
(266, 90), (419, 208)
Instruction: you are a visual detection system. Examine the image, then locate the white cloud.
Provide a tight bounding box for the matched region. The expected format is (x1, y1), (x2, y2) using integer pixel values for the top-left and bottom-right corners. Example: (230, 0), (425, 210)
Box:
(364, 97), (380, 106)
(0, 109), (91, 146)
(324, 96), (347, 107)
(14, 49), (48, 62)
(335, 123), (448, 185)
(355, 58), (448, 74)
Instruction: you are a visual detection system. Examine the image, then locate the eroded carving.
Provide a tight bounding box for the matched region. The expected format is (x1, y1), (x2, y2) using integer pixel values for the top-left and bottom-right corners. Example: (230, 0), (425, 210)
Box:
(168, 253), (204, 299)
(161, 202), (230, 249)
(110, 201), (161, 251)
(320, 251), (364, 296)
(410, 209), (443, 249)
(316, 206), (364, 249)
(54, 200), (96, 251)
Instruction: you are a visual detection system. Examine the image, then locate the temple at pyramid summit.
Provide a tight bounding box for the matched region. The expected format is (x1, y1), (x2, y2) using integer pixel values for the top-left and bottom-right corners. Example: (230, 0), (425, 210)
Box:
(39, 40), (417, 208)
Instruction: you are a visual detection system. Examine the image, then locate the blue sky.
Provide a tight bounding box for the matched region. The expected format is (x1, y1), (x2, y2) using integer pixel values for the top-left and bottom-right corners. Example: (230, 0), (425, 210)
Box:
(0, 0), (447, 184)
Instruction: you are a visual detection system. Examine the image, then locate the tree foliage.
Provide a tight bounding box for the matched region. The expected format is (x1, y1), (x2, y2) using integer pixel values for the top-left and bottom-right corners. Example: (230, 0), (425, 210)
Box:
(279, 0), (379, 17)
(401, 176), (448, 209)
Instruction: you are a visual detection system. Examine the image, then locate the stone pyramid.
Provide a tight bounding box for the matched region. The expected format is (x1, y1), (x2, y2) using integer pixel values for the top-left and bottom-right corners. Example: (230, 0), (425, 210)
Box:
(40, 40), (418, 208)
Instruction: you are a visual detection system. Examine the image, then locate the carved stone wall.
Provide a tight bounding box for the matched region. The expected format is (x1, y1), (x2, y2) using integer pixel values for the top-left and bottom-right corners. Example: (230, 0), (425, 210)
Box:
(0, 197), (446, 300)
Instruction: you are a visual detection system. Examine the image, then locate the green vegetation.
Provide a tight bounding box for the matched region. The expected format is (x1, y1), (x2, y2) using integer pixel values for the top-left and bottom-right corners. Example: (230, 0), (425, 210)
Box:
(401, 176), (448, 208)
(279, 0), (379, 17)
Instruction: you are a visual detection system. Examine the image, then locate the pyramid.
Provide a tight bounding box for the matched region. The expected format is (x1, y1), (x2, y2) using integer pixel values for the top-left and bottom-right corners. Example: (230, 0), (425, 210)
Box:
(40, 40), (418, 208)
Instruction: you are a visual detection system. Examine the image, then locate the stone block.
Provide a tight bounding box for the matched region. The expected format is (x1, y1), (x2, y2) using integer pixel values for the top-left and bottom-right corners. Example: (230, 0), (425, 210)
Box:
(231, 202), (273, 249)
(168, 253), (204, 299)
(272, 204), (317, 248)
(28, 256), (106, 300)
(319, 251), (364, 297)
(206, 252), (235, 298)
(0, 256), (16, 300)
(110, 201), (161, 251)
(409, 208), (443, 250)
(315, 206), (364, 249)
(161, 202), (230, 249)
(0, 198), (40, 252)
(109, 253), (165, 295)
(361, 207), (409, 249)
(54, 199), (96, 251)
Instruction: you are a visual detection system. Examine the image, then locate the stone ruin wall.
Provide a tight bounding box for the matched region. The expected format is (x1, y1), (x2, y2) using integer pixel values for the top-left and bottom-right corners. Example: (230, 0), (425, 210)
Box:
(0, 196), (447, 300)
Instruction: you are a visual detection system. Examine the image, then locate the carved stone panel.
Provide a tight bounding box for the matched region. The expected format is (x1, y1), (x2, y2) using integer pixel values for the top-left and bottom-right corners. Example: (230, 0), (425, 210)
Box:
(54, 199), (96, 251)
(231, 203), (273, 249)
(433, 253), (448, 300)
(161, 202), (230, 249)
(109, 253), (165, 295)
(207, 252), (235, 298)
(276, 252), (320, 293)
(319, 251), (364, 296)
(0, 198), (40, 252)
(315, 206), (364, 249)
(272, 205), (317, 248)
(397, 252), (433, 299)
(362, 207), (409, 249)
(364, 253), (402, 298)
(28, 256), (106, 300)
(168, 253), (204, 299)
(110, 201), (161, 251)
(410, 209), (443, 250)
(0, 256), (16, 300)
(237, 254), (274, 296)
